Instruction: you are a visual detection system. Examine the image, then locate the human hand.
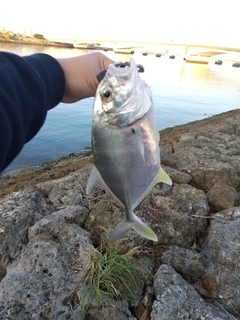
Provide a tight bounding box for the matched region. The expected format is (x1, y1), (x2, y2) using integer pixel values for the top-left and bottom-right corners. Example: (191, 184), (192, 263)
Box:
(57, 52), (114, 103)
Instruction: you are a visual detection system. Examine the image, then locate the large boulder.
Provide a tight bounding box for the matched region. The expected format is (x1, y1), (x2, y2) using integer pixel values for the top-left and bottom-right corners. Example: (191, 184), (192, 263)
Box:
(0, 205), (92, 320)
(162, 131), (240, 192)
(201, 207), (240, 315)
(207, 183), (240, 211)
(151, 264), (235, 320)
(0, 187), (54, 273)
(161, 246), (205, 277)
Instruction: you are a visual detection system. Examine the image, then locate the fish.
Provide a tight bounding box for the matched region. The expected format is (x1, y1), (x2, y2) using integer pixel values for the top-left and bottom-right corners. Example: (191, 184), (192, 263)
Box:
(86, 58), (172, 242)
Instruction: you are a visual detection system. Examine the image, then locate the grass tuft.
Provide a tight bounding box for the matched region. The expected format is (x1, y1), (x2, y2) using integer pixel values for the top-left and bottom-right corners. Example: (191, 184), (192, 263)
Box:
(75, 233), (149, 317)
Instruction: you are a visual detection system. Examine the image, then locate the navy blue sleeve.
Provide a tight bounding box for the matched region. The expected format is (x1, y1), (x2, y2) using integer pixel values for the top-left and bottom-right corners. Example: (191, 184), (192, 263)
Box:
(0, 52), (66, 173)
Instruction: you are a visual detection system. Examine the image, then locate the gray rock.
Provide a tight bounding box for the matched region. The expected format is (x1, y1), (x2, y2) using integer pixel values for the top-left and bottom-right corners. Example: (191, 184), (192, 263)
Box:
(165, 146), (240, 191)
(49, 187), (83, 208)
(28, 205), (89, 239)
(148, 183), (209, 247)
(0, 206), (92, 320)
(203, 129), (234, 145)
(163, 131), (240, 192)
(161, 246), (205, 277)
(81, 293), (136, 320)
(190, 162), (239, 191)
(235, 122), (240, 136)
(151, 264), (234, 320)
(36, 167), (91, 198)
(216, 123), (235, 135)
(160, 145), (173, 163)
(0, 187), (54, 271)
(83, 199), (124, 246)
(207, 183), (240, 211)
(201, 207), (240, 314)
(162, 165), (192, 184)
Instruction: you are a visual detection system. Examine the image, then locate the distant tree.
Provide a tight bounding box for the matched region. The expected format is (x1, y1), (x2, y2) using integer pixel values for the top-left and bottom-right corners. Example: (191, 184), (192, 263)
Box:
(9, 35), (18, 40)
(33, 33), (45, 40)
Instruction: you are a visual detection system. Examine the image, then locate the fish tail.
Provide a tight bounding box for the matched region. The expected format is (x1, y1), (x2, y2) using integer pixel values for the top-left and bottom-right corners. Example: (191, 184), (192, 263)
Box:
(133, 214), (158, 241)
(108, 214), (158, 242)
(108, 217), (132, 242)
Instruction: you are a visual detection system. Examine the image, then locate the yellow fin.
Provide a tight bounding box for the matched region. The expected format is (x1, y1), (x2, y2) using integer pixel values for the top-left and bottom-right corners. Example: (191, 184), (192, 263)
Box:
(158, 167), (172, 186)
(108, 214), (158, 242)
(132, 167), (172, 210)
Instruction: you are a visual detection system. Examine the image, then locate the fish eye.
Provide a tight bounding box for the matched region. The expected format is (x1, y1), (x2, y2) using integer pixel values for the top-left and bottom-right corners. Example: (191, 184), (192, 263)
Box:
(101, 89), (113, 102)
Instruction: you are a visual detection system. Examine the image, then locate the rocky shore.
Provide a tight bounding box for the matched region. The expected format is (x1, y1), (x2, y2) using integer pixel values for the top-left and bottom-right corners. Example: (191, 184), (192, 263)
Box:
(1, 109), (240, 319)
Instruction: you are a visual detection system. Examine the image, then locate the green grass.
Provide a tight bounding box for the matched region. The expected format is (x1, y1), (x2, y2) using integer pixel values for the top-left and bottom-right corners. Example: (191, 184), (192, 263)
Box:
(209, 146), (233, 157)
(75, 235), (148, 317)
(209, 146), (221, 154)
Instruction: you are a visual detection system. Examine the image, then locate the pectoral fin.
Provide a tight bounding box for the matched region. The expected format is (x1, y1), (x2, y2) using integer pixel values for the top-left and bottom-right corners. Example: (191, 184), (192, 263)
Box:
(86, 165), (104, 194)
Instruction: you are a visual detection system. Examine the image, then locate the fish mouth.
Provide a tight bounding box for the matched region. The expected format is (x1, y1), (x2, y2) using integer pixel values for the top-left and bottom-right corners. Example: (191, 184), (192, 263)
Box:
(114, 61), (144, 73)
(97, 60), (144, 83)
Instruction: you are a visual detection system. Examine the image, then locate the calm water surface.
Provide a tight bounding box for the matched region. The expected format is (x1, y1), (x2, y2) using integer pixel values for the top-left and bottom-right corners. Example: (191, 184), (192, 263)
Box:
(1, 43), (240, 174)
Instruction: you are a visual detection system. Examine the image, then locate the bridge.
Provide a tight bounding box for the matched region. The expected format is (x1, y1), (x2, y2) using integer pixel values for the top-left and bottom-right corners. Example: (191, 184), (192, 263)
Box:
(48, 38), (240, 61)
(185, 44), (240, 57)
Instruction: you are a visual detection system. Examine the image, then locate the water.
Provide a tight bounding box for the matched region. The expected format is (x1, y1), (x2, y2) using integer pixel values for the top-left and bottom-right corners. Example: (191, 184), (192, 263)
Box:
(1, 43), (240, 174)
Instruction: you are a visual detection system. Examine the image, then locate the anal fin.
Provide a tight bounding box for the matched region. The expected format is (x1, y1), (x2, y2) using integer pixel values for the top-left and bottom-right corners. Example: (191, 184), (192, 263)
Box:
(157, 167), (172, 186)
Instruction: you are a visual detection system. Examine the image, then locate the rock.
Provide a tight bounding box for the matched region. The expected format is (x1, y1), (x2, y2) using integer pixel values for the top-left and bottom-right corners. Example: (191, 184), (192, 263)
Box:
(0, 206), (92, 320)
(216, 123), (235, 135)
(164, 141), (240, 191)
(190, 162), (239, 191)
(0, 199), (143, 319)
(35, 166), (92, 198)
(235, 122), (240, 136)
(207, 183), (240, 211)
(151, 264), (233, 320)
(161, 246), (205, 277)
(48, 187), (82, 208)
(144, 183), (209, 248)
(162, 165), (192, 184)
(83, 198), (124, 246)
(28, 205), (89, 239)
(81, 294), (137, 320)
(84, 183), (209, 248)
(0, 187), (54, 271)
(160, 145), (173, 163)
(201, 207), (240, 315)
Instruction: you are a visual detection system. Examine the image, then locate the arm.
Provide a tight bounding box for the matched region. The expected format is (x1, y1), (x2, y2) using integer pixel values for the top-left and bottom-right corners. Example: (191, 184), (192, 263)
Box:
(0, 51), (113, 173)
(0, 52), (65, 173)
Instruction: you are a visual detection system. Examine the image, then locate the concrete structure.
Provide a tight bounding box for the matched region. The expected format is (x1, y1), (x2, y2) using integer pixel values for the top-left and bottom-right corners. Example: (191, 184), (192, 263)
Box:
(48, 38), (240, 61)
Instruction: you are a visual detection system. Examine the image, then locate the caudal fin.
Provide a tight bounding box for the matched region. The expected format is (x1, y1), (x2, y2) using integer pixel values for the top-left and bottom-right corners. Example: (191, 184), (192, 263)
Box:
(108, 214), (158, 242)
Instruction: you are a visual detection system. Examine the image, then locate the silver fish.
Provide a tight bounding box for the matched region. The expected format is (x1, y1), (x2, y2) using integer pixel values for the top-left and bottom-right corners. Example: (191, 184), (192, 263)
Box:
(86, 58), (172, 242)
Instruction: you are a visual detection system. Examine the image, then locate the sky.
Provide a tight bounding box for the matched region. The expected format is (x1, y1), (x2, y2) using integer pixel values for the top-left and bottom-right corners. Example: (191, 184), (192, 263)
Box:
(0, 0), (239, 47)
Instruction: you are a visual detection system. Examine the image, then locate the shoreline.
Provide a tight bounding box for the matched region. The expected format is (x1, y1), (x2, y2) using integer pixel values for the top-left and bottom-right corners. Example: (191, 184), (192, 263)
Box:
(1, 108), (240, 198)
(0, 37), (73, 48)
